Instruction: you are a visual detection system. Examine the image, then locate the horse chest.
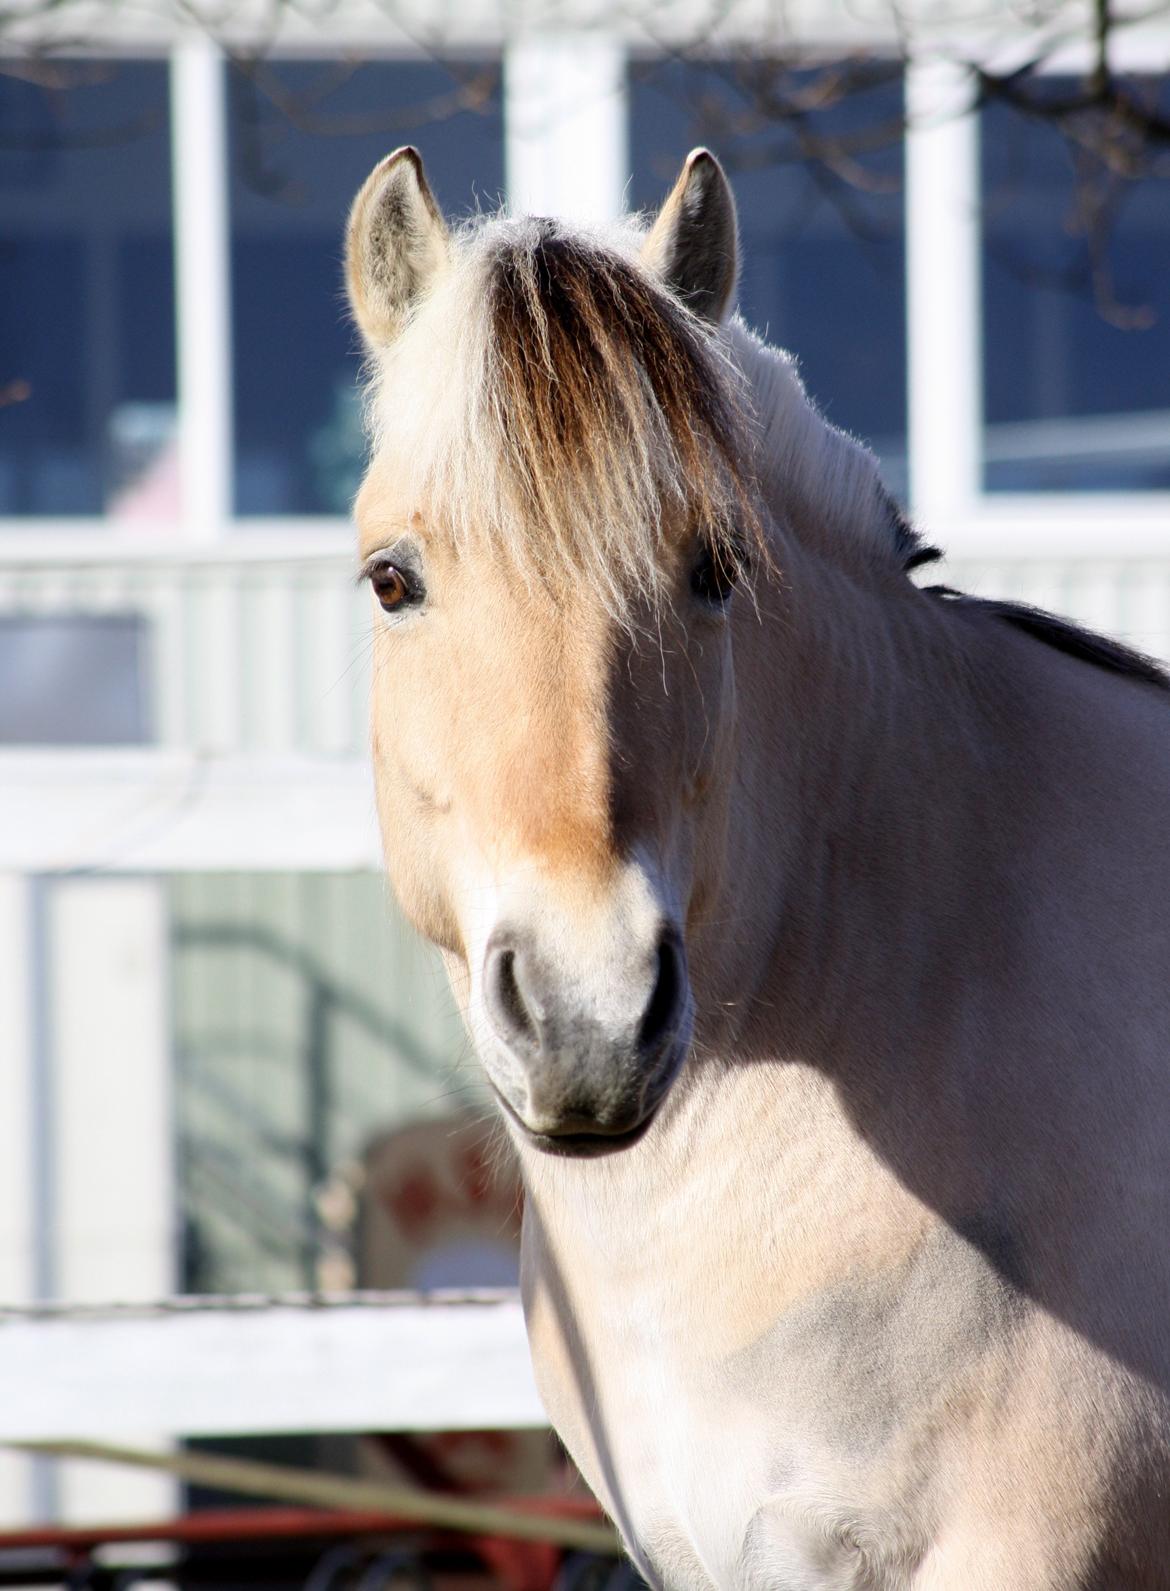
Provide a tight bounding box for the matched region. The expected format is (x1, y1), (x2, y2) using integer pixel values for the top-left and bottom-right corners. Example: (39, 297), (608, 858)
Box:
(524, 1216), (1018, 1589)
(525, 1275), (917, 1589)
(544, 1319), (780, 1587)
(534, 1300), (924, 1590)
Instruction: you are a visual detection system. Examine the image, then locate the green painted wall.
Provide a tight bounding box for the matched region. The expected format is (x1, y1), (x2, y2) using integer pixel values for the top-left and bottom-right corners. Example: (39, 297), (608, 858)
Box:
(171, 872), (483, 1294)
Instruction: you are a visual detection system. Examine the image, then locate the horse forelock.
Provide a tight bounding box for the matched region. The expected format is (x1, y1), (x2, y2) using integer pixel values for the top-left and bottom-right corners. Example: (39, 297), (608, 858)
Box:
(364, 213), (762, 618)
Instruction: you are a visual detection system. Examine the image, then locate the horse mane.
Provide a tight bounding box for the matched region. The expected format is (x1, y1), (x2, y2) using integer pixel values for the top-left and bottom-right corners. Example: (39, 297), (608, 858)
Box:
(368, 214), (761, 616)
(369, 209), (929, 606)
(723, 324), (1168, 694)
(923, 586), (1170, 691)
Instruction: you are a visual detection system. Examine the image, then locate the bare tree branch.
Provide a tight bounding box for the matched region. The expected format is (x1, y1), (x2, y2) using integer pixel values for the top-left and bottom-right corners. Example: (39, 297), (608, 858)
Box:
(3, 0), (1168, 325)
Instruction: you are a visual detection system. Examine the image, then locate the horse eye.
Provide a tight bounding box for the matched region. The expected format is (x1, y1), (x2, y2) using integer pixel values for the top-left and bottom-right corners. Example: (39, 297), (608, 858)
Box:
(690, 542), (738, 606)
(370, 564), (415, 613)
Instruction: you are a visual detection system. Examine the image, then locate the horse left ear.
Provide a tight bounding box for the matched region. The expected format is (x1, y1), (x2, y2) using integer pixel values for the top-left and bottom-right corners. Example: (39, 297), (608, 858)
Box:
(346, 145), (450, 351)
(640, 148), (739, 323)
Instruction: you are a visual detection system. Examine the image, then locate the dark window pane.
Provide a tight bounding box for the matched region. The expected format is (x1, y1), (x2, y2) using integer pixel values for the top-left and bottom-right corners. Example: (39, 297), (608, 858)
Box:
(0, 615), (151, 742)
(629, 59), (907, 496)
(228, 58), (504, 517)
(982, 81), (1170, 492)
(0, 62), (177, 518)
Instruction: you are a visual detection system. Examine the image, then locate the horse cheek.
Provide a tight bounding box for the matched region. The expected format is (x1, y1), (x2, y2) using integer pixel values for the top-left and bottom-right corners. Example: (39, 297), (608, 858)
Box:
(372, 706), (462, 958)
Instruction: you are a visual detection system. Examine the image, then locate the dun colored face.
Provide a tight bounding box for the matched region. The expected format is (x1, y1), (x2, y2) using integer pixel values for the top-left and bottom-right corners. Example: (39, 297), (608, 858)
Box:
(347, 145), (748, 1154)
(357, 488), (741, 1154)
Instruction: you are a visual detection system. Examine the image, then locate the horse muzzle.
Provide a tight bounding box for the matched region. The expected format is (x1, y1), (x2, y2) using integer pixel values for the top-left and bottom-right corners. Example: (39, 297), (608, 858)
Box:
(479, 922), (691, 1156)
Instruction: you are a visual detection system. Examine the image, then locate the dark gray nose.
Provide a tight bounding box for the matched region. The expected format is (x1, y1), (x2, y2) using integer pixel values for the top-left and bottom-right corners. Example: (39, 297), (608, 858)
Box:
(482, 925), (687, 1137)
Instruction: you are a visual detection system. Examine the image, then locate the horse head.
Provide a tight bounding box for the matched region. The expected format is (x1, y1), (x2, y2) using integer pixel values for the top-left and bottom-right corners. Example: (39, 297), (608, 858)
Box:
(346, 147), (758, 1155)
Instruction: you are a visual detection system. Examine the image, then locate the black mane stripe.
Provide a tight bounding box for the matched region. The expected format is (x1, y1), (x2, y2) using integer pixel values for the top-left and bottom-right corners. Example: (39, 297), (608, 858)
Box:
(885, 496), (936, 573)
(925, 586), (1170, 693)
(903, 543), (944, 573)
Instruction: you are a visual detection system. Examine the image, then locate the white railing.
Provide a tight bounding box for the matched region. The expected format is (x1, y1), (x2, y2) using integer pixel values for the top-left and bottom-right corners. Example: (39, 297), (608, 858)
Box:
(0, 1292), (542, 1440)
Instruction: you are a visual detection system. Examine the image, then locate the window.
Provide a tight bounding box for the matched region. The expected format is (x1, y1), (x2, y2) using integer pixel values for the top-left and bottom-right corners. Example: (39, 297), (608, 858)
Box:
(629, 58), (907, 496)
(228, 58), (504, 517)
(0, 61), (177, 520)
(0, 615), (151, 743)
(982, 81), (1170, 493)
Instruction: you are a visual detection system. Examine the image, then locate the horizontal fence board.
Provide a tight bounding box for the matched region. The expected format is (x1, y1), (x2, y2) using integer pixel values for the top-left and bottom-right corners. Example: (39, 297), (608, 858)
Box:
(0, 1292), (545, 1440)
(0, 751), (381, 872)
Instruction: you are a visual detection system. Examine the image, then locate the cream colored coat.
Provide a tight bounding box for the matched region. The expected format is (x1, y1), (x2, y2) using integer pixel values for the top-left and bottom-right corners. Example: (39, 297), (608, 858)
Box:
(346, 145), (1170, 1588)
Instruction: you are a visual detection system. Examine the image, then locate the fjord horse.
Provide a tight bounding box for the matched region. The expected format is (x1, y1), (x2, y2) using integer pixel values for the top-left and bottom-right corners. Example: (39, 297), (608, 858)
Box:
(346, 145), (1170, 1587)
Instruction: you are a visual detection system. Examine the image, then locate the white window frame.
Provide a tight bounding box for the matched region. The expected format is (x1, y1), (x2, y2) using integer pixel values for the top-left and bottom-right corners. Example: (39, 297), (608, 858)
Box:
(172, 35), (233, 543)
(505, 31), (627, 222)
(905, 40), (1170, 559)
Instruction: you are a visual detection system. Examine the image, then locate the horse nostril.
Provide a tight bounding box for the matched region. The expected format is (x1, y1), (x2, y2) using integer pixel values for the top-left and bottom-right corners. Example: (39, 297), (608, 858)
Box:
(484, 925), (685, 1075)
(484, 935), (540, 1055)
(638, 933), (685, 1057)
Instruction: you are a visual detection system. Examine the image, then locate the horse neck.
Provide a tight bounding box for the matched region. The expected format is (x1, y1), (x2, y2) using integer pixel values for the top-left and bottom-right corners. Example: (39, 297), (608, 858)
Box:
(521, 356), (1170, 1329)
(716, 539), (975, 1048)
(706, 336), (988, 1064)
(519, 547), (976, 1313)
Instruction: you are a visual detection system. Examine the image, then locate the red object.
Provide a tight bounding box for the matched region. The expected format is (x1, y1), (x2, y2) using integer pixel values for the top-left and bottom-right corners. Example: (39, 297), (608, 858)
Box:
(0, 1498), (608, 1591)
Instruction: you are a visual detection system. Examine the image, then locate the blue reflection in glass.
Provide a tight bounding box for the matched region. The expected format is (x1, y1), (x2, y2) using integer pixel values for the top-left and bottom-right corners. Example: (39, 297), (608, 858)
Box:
(0, 62), (176, 518)
(228, 58), (504, 517)
(0, 616), (151, 743)
(982, 82), (1170, 492)
(629, 59), (907, 496)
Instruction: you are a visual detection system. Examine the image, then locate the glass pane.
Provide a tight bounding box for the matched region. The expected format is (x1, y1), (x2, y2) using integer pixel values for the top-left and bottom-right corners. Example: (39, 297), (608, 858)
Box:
(0, 615), (151, 742)
(629, 58), (907, 497)
(0, 61), (177, 520)
(982, 81), (1170, 492)
(228, 58), (504, 517)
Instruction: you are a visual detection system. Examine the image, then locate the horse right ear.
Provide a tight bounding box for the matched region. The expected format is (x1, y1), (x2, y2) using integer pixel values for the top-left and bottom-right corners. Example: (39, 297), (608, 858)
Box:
(346, 146), (450, 351)
(640, 148), (738, 323)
